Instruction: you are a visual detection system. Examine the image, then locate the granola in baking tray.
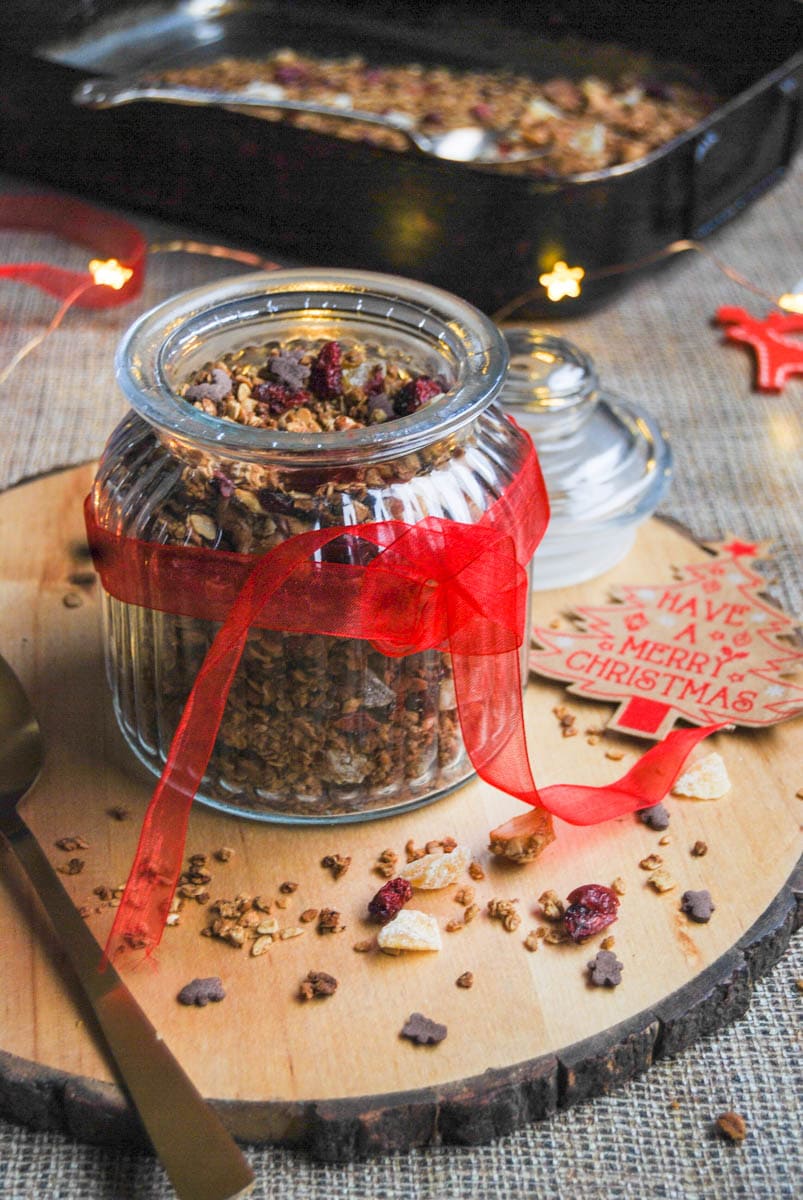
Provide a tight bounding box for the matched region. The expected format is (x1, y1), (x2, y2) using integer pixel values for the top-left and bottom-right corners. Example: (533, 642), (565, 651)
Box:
(156, 48), (716, 176)
(111, 334), (479, 819)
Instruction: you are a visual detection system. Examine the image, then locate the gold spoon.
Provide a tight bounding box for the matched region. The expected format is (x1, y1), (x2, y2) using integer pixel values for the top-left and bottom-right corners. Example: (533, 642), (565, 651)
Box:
(73, 76), (550, 166)
(0, 652), (254, 1200)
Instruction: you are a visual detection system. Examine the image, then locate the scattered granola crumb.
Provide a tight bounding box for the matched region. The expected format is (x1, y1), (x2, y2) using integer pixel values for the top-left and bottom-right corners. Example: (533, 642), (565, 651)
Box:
(177, 977), (225, 1007)
(544, 927), (569, 945)
(538, 889), (565, 921)
(405, 838), (425, 863)
(106, 806), (130, 821)
(456, 971), (474, 989)
(680, 889), (715, 922)
(378, 909), (442, 952)
(321, 853), (351, 879)
(587, 949), (624, 987)
(658, 835), (672, 846)
(398, 843), (471, 889)
(601, 935), (615, 950)
(445, 919), (464, 933)
(214, 847), (235, 862)
(279, 881), (299, 893)
(639, 854), (663, 871)
(611, 877), (627, 896)
(605, 748), (625, 761)
(62, 591), (83, 608)
(463, 903), (480, 924)
(279, 926), (304, 940)
(487, 898), (521, 932)
(553, 704), (577, 738)
(353, 939), (374, 952)
(672, 752), (730, 800)
(795, 978), (803, 993)
(375, 848), (399, 878)
(251, 935), (274, 957)
(648, 869), (677, 893)
(468, 860), (485, 881)
(275, 896), (289, 909)
(523, 930), (540, 952)
(317, 907), (344, 934)
(299, 908), (319, 923)
(400, 1012), (447, 1045)
(638, 802), (670, 831)
(691, 840), (708, 857)
(55, 835), (89, 851)
(299, 971), (338, 1001)
(796, 788), (803, 800)
(57, 858), (85, 875)
(716, 1111), (748, 1142)
(454, 886), (475, 906)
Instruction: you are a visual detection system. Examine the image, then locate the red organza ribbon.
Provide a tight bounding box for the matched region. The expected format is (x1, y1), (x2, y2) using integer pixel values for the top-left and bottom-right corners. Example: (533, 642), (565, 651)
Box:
(86, 434), (720, 958)
(0, 194), (145, 307)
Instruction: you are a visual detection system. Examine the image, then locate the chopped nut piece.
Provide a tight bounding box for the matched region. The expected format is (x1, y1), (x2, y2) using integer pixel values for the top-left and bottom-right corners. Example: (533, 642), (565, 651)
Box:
(251, 935), (274, 956)
(487, 898), (521, 932)
(672, 752), (730, 800)
(177, 977), (225, 1006)
(538, 890), (565, 921)
(405, 838), (425, 863)
(680, 889), (715, 923)
(441, 836), (458, 852)
(648, 870), (677, 893)
(398, 844), (471, 890)
(425, 840), (442, 855)
(377, 909), (442, 952)
(375, 848), (398, 878)
(275, 896), (289, 909)
(55, 835), (89, 852)
(454, 886), (475, 907)
(601, 935), (615, 950)
(716, 1111), (748, 1142)
(611, 877), (627, 896)
(587, 949), (623, 987)
(317, 907), (344, 934)
(489, 808), (556, 864)
(279, 881), (299, 893)
(463, 903), (480, 924)
(253, 896), (273, 913)
(299, 971), (338, 1000)
(255, 917), (279, 935)
(279, 926), (304, 940)
(353, 938), (374, 952)
(456, 971), (474, 989)
(468, 860), (485, 881)
(523, 931), (540, 952)
(544, 927), (569, 944)
(658, 835), (671, 846)
(691, 840), (708, 857)
(62, 591), (83, 608)
(639, 854), (663, 871)
(445, 919), (464, 933)
(214, 847), (235, 862)
(605, 748), (624, 761)
(321, 853), (351, 879)
(57, 858), (85, 875)
(400, 1012), (447, 1044)
(299, 908), (319, 924)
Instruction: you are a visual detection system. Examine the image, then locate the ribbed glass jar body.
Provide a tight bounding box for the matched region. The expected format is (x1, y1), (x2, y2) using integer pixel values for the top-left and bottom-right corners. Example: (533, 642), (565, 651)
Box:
(93, 269), (529, 823)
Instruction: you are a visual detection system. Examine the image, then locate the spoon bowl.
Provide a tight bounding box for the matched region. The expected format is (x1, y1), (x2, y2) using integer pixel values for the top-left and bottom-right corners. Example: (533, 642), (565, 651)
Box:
(73, 77), (550, 166)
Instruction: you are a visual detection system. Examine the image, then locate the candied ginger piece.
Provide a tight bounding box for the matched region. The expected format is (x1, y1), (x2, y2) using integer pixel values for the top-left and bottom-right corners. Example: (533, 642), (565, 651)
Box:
(398, 844), (471, 890)
(671, 752), (731, 800)
(377, 909), (442, 952)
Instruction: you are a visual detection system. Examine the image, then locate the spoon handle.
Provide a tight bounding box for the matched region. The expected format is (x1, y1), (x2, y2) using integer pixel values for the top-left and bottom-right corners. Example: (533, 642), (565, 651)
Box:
(73, 77), (421, 150)
(3, 816), (254, 1200)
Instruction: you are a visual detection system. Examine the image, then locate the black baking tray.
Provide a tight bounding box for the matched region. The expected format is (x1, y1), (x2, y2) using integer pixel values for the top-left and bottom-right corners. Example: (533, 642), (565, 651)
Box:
(0, 0), (801, 314)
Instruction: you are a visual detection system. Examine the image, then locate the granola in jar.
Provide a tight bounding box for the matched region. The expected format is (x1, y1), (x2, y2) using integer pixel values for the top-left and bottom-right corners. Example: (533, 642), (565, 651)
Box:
(93, 269), (530, 823)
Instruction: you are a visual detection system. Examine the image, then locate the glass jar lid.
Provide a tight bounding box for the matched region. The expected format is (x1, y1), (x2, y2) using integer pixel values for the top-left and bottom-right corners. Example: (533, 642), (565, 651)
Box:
(500, 327), (672, 587)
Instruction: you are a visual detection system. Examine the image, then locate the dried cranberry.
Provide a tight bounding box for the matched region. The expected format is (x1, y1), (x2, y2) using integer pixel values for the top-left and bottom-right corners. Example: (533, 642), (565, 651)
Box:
(368, 877), (413, 924)
(252, 382), (310, 415)
(364, 365), (386, 397)
(393, 376), (443, 417)
(470, 102), (494, 123)
(563, 884), (619, 943)
(275, 64), (308, 85)
(213, 471), (235, 499)
(309, 340), (343, 400)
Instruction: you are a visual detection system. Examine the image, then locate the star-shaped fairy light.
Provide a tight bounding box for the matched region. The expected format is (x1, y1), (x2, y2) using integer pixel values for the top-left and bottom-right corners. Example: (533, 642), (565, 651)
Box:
(88, 257), (134, 290)
(539, 260), (585, 302)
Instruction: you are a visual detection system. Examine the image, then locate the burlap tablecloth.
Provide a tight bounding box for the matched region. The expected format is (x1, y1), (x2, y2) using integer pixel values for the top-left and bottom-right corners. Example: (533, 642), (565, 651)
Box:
(0, 158), (800, 1198)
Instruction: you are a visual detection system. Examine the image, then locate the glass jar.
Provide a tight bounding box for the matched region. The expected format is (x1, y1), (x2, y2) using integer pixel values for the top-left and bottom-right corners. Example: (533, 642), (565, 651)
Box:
(500, 328), (672, 589)
(92, 268), (532, 824)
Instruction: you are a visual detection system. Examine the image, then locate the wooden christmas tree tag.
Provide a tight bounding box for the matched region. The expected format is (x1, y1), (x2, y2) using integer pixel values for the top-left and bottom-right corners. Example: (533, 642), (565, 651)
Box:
(530, 539), (803, 739)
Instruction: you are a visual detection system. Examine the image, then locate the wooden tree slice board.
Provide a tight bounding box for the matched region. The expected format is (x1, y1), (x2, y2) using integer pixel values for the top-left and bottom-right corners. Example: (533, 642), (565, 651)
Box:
(0, 464), (800, 1160)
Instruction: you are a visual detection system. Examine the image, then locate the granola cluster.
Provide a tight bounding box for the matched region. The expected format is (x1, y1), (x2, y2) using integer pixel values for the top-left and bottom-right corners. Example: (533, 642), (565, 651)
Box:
(157, 47), (716, 176)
